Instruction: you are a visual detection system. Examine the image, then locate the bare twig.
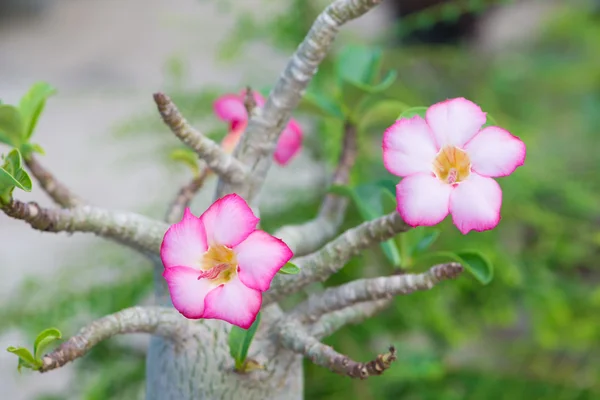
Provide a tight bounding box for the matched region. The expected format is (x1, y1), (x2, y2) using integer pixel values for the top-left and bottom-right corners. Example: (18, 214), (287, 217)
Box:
(216, 0), (383, 202)
(243, 86), (257, 116)
(308, 299), (391, 339)
(274, 121), (357, 256)
(153, 92), (247, 184)
(294, 263), (464, 321)
(278, 319), (396, 379)
(2, 199), (167, 254)
(265, 211), (410, 304)
(24, 155), (83, 208)
(40, 307), (186, 372)
(165, 165), (211, 224)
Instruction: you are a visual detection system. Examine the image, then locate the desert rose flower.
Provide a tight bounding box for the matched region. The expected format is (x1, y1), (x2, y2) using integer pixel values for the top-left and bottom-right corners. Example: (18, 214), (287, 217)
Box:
(161, 193), (293, 328)
(214, 90), (303, 165)
(382, 98), (526, 234)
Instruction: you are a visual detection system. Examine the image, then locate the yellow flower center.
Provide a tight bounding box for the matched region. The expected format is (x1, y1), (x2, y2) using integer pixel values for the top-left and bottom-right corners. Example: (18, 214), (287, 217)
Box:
(198, 245), (238, 284)
(432, 146), (471, 185)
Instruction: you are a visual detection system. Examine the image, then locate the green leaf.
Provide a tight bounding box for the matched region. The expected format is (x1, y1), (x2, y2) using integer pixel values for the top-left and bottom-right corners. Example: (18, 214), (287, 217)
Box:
(34, 328), (62, 360)
(358, 100), (409, 133)
(336, 45), (383, 86)
(330, 182), (402, 266)
(169, 148), (200, 176)
(0, 104), (24, 147)
(414, 250), (493, 285)
(20, 142), (46, 156)
(7, 346), (41, 371)
(228, 312), (261, 371)
(397, 106), (427, 120)
(483, 113), (498, 128)
(413, 230), (441, 255)
(298, 90), (345, 120)
(19, 82), (56, 140)
(0, 149), (33, 203)
(278, 262), (300, 275)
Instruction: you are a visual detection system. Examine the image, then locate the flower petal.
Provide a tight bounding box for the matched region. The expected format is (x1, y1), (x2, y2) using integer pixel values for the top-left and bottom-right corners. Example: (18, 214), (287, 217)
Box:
(382, 116), (438, 177)
(163, 266), (215, 319)
(221, 125), (245, 154)
(214, 94), (248, 123)
(396, 173), (452, 227)
(274, 119), (303, 165)
(200, 193), (259, 247)
(234, 230), (293, 291)
(160, 208), (208, 269)
(450, 173), (502, 234)
(426, 97), (487, 148)
(464, 126), (526, 177)
(202, 276), (262, 329)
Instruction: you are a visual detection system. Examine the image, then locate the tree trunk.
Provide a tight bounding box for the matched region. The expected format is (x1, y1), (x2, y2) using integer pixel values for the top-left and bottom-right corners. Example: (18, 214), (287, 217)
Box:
(145, 259), (304, 400)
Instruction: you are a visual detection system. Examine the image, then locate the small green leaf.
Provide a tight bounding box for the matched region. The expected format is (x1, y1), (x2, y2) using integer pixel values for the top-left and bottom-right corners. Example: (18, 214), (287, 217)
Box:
(228, 312), (261, 371)
(413, 230), (441, 255)
(298, 90), (345, 120)
(34, 328), (62, 360)
(483, 113), (498, 128)
(336, 45), (383, 86)
(358, 100), (409, 133)
(0, 104), (24, 147)
(278, 262), (300, 275)
(397, 106), (427, 120)
(0, 149), (33, 203)
(169, 148), (200, 176)
(19, 82), (56, 140)
(21, 142), (46, 156)
(414, 250), (493, 285)
(7, 346), (42, 371)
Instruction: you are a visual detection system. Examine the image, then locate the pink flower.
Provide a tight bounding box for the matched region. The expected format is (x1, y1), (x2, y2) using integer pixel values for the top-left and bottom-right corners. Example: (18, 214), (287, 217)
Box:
(160, 193), (293, 328)
(382, 98), (526, 234)
(214, 90), (303, 165)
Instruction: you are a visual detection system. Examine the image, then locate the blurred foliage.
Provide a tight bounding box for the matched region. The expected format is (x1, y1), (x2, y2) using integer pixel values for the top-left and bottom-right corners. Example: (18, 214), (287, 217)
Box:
(2, 0), (600, 399)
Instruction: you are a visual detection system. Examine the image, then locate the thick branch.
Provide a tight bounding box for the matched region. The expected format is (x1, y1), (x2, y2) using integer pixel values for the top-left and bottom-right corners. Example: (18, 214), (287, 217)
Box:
(278, 319), (396, 379)
(153, 92), (247, 184)
(40, 307), (186, 372)
(217, 0), (383, 202)
(2, 199), (167, 254)
(165, 165), (211, 224)
(294, 263), (464, 320)
(266, 211), (410, 304)
(24, 156), (83, 208)
(274, 121), (357, 255)
(308, 299), (391, 339)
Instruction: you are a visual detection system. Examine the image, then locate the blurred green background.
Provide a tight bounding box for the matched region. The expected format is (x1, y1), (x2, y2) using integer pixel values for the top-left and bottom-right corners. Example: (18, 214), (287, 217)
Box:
(2, 0), (599, 399)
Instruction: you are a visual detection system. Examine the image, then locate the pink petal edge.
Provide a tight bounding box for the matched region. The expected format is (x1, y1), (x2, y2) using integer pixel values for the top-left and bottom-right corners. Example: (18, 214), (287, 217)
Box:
(234, 230), (293, 292)
(200, 193), (259, 248)
(214, 94), (248, 123)
(396, 173), (452, 227)
(464, 126), (526, 178)
(163, 266), (215, 319)
(160, 208), (208, 269)
(274, 120), (303, 165)
(382, 116), (439, 177)
(425, 97), (487, 148)
(449, 173), (502, 234)
(202, 276), (262, 329)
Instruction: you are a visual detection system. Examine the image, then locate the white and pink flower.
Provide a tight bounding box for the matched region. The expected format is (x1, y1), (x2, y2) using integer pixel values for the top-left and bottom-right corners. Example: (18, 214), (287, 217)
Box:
(382, 98), (526, 234)
(160, 194), (293, 328)
(214, 90), (303, 165)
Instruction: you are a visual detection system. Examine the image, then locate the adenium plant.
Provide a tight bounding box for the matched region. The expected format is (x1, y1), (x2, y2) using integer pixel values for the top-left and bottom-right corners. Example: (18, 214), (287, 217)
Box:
(1, 0), (526, 399)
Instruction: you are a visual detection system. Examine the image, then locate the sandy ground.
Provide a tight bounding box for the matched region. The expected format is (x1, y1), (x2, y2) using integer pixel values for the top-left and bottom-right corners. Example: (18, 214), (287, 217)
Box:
(0, 1), (391, 398)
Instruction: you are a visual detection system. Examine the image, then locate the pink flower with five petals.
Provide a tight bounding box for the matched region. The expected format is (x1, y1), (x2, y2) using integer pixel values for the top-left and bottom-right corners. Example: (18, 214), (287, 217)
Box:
(382, 97), (526, 234)
(160, 193), (293, 328)
(214, 90), (303, 165)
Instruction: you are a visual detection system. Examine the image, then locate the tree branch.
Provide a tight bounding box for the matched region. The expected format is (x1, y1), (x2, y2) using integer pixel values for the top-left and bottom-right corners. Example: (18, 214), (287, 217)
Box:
(153, 92), (247, 184)
(265, 211), (410, 304)
(165, 165), (211, 224)
(39, 307), (186, 372)
(2, 199), (167, 254)
(293, 263), (464, 321)
(274, 121), (357, 256)
(24, 155), (83, 208)
(278, 319), (396, 379)
(307, 299), (391, 339)
(216, 0), (383, 202)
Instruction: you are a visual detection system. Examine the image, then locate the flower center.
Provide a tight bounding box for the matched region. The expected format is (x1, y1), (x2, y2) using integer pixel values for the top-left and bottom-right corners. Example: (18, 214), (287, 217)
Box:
(198, 245), (237, 284)
(432, 145), (471, 185)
